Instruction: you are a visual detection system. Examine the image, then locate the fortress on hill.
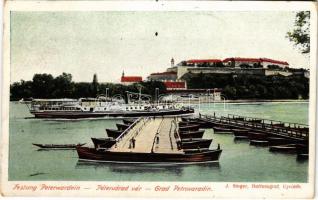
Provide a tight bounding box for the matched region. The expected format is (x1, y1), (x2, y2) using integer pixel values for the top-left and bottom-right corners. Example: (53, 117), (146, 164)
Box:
(121, 57), (309, 91)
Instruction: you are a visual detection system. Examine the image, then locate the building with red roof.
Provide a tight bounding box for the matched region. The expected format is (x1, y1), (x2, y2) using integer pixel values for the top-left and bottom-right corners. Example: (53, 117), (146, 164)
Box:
(186, 59), (223, 64)
(223, 57), (289, 69)
(164, 81), (186, 91)
(120, 71), (142, 85)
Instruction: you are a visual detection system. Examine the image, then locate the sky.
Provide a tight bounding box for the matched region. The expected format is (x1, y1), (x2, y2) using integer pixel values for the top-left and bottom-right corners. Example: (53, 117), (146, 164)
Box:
(10, 11), (310, 83)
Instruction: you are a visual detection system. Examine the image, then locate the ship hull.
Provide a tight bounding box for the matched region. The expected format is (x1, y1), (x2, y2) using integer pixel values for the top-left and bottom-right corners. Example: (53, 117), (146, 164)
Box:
(181, 139), (212, 149)
(31, 109), (194, 119)
(105, 129), (122, 138)
(76, 146), (222, 164)
(91, 138), (116, 149)
(179, 130), (205, 139)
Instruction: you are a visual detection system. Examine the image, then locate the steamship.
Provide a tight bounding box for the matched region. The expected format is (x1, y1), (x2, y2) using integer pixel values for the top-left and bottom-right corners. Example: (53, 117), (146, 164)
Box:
(27, 97), (194, 119)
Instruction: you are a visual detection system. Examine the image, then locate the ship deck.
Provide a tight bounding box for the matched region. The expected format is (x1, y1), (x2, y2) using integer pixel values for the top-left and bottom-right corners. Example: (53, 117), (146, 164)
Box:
(110, 117), (183, 154)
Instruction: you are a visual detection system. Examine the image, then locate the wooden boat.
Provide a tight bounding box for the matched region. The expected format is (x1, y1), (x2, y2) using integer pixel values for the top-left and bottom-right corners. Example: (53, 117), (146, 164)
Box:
(289, 127), (309, 133)
(213, 126), (232, 133)
(181, 117), (191, 122)
(178, 121), (200, 126)
(123, 119), (135, 125)
(179, 124), (200, 132)
(116, 123), (130, 131)
(105, 129), (122, 138)
(91, 138), (116, 149)
(180, 138), (212, 149)
(233, 129), (249, 138)
(179, 130), (205, 139)
(250, 140), (268, 146)
(248, 132), (268, 140)
(76, 146), (222, 164)
(233, 117), (245, 121)
(183, 148), (210, 153)
(272, 123), (285, 128)
(195, 120), (216, 128)
(197, 118), (222, 127)
(248, 119), (262, 123)
(296, 144), (308, 155)
(179, 120), (214, 129)
(297, 127), (309, 132)
(33, 143), (85, 149)
(269, 144), (297, 153)
(267, 137), (296, 146)
(297, 154), (308, 160)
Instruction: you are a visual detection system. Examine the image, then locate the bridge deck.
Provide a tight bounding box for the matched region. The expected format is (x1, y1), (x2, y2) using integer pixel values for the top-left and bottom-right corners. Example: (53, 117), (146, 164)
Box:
(111, 117), (183, 154)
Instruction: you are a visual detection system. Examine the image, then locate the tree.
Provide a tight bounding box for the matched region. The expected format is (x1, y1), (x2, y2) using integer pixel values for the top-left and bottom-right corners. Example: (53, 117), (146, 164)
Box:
(31, 73), (54, 98)
(10, 80), (33, 100)
(91, 74), (99, 97)
(52, 73), (74, 98)
(287, 11), (310, 54)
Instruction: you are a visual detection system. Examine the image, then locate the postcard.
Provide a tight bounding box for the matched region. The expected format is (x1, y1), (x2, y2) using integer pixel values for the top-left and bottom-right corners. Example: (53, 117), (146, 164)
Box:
(1, 1), (317, 199)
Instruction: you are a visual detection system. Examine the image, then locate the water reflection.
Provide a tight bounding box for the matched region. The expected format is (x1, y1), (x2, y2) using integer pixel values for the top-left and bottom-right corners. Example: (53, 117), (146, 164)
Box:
(37, 149), (77, 152)
(75, 161), (221, 177)
(296, 155), (309, 163)
(191, 162), (221, 171)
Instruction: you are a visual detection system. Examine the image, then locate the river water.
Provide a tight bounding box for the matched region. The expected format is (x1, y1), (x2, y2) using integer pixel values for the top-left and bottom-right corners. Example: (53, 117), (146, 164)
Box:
(9, 101), (309, 182)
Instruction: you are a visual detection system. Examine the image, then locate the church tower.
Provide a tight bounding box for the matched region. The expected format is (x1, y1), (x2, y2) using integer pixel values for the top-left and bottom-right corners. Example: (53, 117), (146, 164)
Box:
(171, 58), (175, 67)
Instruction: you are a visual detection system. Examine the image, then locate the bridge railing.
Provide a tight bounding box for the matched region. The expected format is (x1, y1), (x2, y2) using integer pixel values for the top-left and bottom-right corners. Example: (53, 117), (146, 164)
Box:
(115, 117), (143, 142)
(227, 114), (309, 128)
(200, 113), (309, 140)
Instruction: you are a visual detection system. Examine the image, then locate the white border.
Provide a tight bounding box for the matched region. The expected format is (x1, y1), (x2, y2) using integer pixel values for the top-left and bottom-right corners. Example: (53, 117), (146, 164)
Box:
(1, 1), (317, 198)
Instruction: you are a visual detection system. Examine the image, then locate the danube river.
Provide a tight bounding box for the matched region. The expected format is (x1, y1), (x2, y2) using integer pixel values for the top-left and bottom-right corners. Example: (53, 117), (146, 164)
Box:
(9, 101), (309, 182)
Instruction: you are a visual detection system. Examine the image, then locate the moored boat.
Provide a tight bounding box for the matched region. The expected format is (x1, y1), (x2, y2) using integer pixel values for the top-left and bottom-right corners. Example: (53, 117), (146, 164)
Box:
(272, 123), (285, 128)
(91, 138), (116, 149)
(269, 144), (297, 153)
(183, 148), (210, 153)
(116, 123), (130, 131)
(233, 129), (249, 138)
(233, 117), (245, 121)
(179, 120), (213, 129)
(267, 137), (296, 146)
(178, 121), (200, 126)
(33, 143), (85, 149)
(105, 129), (122, 138)
(76, 146), (222, 164)
(123, 119), (135, 125)
(180, 138), (212, 149)
(248, 132), (268, 140)
(213, 126), (232, 133)
(181, 117), (191, 122)
(249, 140), (268, 146)
(296, 144), (308, 155)
(248, 119), (262, 123)
(179, 124), (200, 132)
(179, 130), (205, 139)
(297, 154), (308, 160)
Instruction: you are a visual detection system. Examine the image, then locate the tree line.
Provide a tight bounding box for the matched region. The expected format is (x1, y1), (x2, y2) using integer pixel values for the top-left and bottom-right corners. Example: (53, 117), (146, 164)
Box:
(185, 73), (309, 100)
(11, 72), (309, 101)
(10, 73), (166, 101)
